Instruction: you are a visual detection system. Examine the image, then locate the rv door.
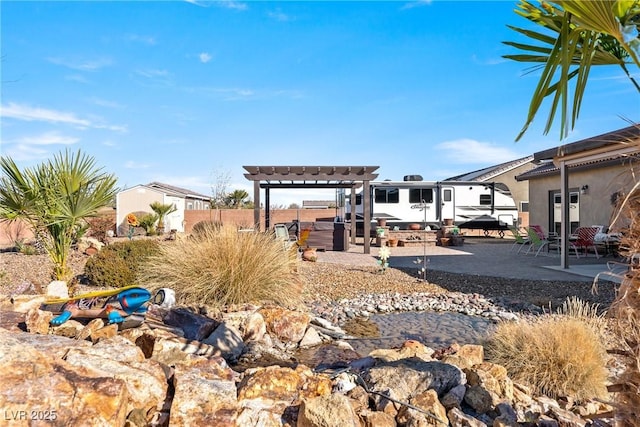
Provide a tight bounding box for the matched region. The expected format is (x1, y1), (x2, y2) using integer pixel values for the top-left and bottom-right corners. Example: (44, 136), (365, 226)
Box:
(440, 186), (455, 221)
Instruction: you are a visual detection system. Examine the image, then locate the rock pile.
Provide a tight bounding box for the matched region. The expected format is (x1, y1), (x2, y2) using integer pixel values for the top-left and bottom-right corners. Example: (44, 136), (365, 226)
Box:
(0, 293), (614, 426)
(307, 291), (524, 326)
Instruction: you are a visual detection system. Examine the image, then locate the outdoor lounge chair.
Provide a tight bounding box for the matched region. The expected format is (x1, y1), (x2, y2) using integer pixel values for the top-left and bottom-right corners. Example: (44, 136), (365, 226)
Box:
(525, 226), (551, 256)
(508, 225), (529, 253)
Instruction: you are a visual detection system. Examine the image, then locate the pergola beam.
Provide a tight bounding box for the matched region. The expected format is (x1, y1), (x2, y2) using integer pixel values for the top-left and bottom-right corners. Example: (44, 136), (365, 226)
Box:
(243, 165), (379, 254)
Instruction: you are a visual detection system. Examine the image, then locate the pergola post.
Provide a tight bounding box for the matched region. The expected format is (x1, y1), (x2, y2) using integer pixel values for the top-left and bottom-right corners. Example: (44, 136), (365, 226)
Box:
(265, 187), (271, 230)
(253, 180), (260, 231)
(560, 160), (569, 269)
(363, 180), (371, 254)
(350, 186), (356, 245)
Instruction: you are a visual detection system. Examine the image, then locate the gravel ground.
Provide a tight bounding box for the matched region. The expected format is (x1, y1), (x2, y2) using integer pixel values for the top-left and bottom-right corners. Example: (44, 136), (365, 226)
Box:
(0, 248), (617, 313)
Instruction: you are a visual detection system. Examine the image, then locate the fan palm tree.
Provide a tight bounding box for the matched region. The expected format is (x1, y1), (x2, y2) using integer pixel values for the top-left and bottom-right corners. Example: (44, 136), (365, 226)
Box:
(149, 201), (177, 233)
(0, 149), (118, 280)
(225, 189), (250, 209)
(504, 0), (640, 141)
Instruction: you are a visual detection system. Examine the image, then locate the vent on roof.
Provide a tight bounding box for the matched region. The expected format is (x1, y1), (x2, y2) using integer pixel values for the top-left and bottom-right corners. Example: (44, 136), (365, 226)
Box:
(403, 175), (423, 181)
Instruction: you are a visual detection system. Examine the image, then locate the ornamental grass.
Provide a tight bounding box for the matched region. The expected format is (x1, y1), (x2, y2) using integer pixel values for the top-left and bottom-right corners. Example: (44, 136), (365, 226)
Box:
(138, 223), (301, 308)
(486, 314), (608, 402)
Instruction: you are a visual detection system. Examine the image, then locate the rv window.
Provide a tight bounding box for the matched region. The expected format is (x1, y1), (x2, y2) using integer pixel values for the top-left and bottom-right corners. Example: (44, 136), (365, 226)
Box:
(355, 194), (362, 205)
(443, 189), (452, 202)
(409, 188), (433, 204)
(479, 194), (492, 205)
(375, 188), (400, 204)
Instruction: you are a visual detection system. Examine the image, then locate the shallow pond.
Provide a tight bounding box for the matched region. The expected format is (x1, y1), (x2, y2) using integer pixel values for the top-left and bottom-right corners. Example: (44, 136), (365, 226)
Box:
(345, 311), (495, 355)
(294, 311), (495, 369)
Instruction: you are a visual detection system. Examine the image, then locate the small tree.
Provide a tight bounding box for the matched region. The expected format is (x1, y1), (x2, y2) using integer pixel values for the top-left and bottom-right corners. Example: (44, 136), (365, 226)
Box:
(149, 202), (177, 233)
(0, 149), (118, 280)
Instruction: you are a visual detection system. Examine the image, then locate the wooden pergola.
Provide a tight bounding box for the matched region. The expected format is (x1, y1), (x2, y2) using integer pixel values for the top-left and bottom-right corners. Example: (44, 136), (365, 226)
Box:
(243, 165), (379, 253)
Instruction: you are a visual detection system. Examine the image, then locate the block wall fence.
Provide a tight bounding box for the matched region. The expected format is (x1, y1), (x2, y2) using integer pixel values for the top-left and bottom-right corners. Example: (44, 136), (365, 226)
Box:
(0, 209), (341, 246)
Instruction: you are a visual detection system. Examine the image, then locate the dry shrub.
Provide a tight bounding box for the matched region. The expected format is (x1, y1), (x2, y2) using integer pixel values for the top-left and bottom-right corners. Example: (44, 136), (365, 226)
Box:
(556, 296), (608, 341)
(138, 223), (300, 308)
(486, 316), (608, 402)
(86, 215), (116, 243)
(609, 186), (640, 425)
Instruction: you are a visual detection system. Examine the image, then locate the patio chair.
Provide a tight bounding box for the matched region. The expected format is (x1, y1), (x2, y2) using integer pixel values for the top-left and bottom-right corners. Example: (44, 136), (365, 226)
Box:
(525, 226), (551, 256)
(574, 226), (601, 258)
(508, 225), (529, 253)
(593, 253), (639, 288)
(274, 223), (296, 249)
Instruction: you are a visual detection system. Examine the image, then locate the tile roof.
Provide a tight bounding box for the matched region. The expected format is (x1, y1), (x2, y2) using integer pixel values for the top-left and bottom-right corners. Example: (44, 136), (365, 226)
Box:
(146, 182), (211, 200)
(444, 155), (535, 182)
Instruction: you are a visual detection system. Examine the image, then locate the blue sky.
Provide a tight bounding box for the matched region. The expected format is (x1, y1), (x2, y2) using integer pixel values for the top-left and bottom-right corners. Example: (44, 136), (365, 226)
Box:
(1, 1), (638, 207)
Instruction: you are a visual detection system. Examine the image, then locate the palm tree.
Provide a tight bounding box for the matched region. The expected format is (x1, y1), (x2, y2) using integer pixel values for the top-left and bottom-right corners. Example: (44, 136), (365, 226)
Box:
(149, 201), (177, 233)
(506, 2), (640, 422)
(504, 0), (640, 141)
(0, 149), (118, 280)
(225, 189), (250, 209)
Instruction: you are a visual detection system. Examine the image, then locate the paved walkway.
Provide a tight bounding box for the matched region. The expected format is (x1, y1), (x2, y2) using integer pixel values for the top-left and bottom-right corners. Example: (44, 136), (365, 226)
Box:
(314, 237), (624, 283)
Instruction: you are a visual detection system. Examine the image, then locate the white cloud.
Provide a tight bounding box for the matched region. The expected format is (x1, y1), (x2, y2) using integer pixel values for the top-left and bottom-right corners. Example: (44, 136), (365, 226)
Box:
(65, 74), (90, 84)
(186, 1), (248, 10)
(401, 0), (433, 10)
(215, 1), (248, 11)
(125, 161), (151, 169)
(267, 9), (292, 22)
(1, 102), (127, 132)
(90, 97), (124, 109)
(434, 138), (520, 164)
(1, 144), (50, 162)
(15, 131), (79, 146)
(199, 52), (213, 63)
(184, 0), (210, 7)
(135, 68), (170, 78)
(125, 33), (156, 45)
(1, 102), (91, 127)
(184, 86), (304, 101)
(47, 56), (113, 71)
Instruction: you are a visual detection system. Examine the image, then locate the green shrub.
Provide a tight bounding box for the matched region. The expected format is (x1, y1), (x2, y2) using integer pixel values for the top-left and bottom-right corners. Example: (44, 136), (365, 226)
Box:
(139, 224), (300, 308)
(485, 316), (608, 402)
(15, 239), (37, 255)
(84, 239), (160, 288)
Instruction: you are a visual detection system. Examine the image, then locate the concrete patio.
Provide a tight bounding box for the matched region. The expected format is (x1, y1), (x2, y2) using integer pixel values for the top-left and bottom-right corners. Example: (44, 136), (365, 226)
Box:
(314, 236), (626, 284)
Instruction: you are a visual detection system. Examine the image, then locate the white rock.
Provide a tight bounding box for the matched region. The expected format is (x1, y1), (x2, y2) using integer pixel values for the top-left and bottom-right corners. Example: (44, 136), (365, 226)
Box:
(46, 281), (69, 299)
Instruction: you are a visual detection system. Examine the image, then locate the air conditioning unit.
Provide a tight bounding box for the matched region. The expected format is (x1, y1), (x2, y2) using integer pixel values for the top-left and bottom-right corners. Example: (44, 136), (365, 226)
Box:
(403, 175), (423, 182)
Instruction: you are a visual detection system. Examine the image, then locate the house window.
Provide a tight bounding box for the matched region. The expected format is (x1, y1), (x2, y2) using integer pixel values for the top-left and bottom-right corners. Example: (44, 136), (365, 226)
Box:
(374, 188), (399, 204)
(409, 188), (434, 204)
(187, 202), (193, 210)
(479, 194), (492, 205)
(520, 201), (529, 212)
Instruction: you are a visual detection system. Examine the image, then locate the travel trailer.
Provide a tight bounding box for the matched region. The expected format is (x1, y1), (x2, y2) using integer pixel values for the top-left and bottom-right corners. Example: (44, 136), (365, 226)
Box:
(343, 176), (519, 236)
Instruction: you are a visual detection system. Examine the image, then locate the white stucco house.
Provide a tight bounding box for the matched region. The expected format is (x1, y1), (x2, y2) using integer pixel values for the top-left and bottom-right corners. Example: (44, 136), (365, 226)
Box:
(115, 182), (211, 236)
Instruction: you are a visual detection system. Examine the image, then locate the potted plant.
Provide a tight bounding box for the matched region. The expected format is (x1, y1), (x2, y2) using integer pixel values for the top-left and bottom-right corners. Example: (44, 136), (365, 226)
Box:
(150, 202), (177, 235)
